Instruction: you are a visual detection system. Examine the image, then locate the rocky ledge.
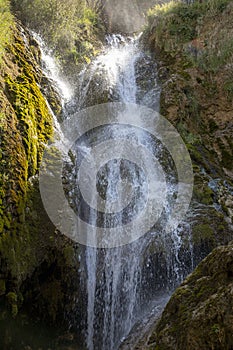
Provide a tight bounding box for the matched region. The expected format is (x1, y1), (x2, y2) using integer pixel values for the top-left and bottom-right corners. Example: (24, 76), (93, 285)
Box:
(147, 241), (233, 350)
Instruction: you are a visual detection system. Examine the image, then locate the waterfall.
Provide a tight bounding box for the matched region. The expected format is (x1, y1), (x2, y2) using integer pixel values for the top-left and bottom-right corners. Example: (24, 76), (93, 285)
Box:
(69, 35), (190, 350)
(38, 32), (193, 349)
(32, 32), (73, 103)
(72, 34), (160, 111)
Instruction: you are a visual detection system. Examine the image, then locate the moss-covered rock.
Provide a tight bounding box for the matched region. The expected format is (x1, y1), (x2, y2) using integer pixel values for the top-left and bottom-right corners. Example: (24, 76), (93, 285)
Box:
(0, 21), (54, 280)
(148, 241), (233, 350)
(0, 16), (82, 349)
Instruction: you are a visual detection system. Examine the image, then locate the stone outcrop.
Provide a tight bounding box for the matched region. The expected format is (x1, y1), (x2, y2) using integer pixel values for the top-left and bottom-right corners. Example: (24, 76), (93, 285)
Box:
(148, 241), (233, 350)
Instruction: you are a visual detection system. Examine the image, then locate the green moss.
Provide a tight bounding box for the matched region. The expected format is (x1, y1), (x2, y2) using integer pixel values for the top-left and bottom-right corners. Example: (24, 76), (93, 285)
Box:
(63, 246), (75, 266)
(195, 283), (213, 300)
(193, 183), (214, 205)
(155, 243), (233, 349)
(5, 72), (53, 175)
(6, 292), (17, 304)
(0, 25), (55, 287)
(0, 0), (13, 64)
(187, 144), (203, 164)
(0, 29), (53, 230)
(6, 292), (18, 317)
(192, 223), (215, 245)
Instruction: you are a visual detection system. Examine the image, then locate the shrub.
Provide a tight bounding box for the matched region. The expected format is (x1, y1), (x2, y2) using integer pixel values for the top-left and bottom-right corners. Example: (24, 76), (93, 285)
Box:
(0, 0), (13, 63)
(11, 0), (104, 73)
(146, 0), (233, 73)
(147, 0), (232, 45)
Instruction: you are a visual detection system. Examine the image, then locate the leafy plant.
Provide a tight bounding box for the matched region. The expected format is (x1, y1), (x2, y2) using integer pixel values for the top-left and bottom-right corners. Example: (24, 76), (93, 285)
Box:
(147, 0), (232, 45)
(11, 0), (104, 74)
(0, 0), (13, 64)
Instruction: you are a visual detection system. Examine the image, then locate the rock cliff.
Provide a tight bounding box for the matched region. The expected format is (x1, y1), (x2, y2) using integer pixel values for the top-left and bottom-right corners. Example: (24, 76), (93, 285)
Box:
(148, 241), (233, 350)
(0, 10), (81, 350)
(139, 1), (233, 348)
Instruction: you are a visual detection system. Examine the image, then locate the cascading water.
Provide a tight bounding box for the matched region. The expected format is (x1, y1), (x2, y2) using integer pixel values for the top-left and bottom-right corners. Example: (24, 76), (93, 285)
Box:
(32, 32), (73, 103)
(38, 32), (193, 349)
(71, 34), (160, 111)
(65, 35), (191, 350)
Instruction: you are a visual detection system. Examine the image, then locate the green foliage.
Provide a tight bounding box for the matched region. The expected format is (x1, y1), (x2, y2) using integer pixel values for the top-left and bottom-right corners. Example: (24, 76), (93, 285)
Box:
(147, 0), (232, 49)
(224, 80), (233, 100)
(11, 0), (104, 73)
(216, 138), (233, 170)
(196, 33), (233, 73)
(211, 323), (221, 334)
(148, 1), (200, 42)
(0, 29), (54, 291)
(0, 0), (13, 63)
(148, 1), (198, 44)
(193, 178), (214, 205)
(192, 223), (215, 245)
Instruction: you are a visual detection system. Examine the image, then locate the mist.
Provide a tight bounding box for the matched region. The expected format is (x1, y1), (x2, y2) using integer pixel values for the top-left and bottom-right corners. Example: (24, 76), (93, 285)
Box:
(104, 0), (169, 33)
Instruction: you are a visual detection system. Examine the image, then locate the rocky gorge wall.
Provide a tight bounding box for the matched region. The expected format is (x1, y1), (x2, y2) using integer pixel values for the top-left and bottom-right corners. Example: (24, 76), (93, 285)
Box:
(138, 1), (233, 348)
(0, 13), (83, 350)
(143, 0), (233, 261)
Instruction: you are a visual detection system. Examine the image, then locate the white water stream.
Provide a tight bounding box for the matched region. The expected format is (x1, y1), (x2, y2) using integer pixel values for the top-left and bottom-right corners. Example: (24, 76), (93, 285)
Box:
(74, 35), (185, 350)
(37, 33), (193, 350)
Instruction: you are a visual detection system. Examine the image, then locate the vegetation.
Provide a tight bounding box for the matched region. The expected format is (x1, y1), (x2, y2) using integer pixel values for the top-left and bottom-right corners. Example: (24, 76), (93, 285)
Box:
(147, 0), (233, 72)
(0, 23), (80, 347)
(144, 0), (233, 279)
(145, 0), (233, 174)
(0, 0), (13, 63)
(11, 0), (105, 73)
(0, 0), (232, 347)
(0, 27), (54, 281)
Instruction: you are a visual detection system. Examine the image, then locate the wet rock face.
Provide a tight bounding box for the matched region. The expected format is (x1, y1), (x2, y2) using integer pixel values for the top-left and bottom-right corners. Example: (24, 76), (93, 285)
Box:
(67, 43), (160, 111)
(135, 54), (160, 110)
(0, 20), (81, 349)
(149, 241), (233, 350)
